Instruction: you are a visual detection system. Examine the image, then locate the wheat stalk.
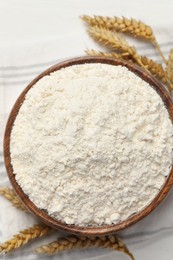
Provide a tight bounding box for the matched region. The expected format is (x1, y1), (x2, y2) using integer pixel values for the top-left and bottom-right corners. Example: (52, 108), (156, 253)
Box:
(86, 49), (166, 84)
(0, 224), (53, 254)
(88, 26), (146, 69)
(35, 235), (134, 259)
(82, 15), (167, 64)
(166, 49), (173, 90)
(0, 187), (27, 211)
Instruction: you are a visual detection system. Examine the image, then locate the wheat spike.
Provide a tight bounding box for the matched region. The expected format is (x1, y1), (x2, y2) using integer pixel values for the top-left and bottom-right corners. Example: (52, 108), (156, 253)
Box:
(0, 224), (53, 254)
(88, 26), (146, 69)
(82, 15), (167, 64)
(140, 56), (166, 83)
(82, 15), (154, 40)
(166, 49), (173, 90)
(86, 49), (166, 84)
(35, 235), (134, 259)
(0, 187), (27, 211)
(86, 48), (130, 60)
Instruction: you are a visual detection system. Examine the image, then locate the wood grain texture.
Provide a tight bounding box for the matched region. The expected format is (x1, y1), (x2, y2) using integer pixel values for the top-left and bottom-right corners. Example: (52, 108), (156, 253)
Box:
(3, 56), (173, 236)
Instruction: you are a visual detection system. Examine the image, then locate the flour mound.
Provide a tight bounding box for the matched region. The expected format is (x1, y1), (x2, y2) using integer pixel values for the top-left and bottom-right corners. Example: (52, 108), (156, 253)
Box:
(10, 63), (173, 226)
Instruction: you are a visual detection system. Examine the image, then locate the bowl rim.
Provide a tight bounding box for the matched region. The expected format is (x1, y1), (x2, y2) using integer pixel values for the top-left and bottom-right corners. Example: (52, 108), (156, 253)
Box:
(3, 56), (173, 236)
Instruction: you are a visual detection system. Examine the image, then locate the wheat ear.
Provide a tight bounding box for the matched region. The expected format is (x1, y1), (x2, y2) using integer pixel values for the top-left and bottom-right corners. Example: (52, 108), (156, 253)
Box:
(35, 235), (134, 260)
(0, 187), (26, 211)
(166, 49), (173, 90)
(86, 49), (166, 83)
(85, 48), (131, 60)
(88, 26), (146, 69)
(82, 15), (154, 40)
(140, 56), (166, 83)
(82, 15), (167, 64)
(0, 224), (53, 254)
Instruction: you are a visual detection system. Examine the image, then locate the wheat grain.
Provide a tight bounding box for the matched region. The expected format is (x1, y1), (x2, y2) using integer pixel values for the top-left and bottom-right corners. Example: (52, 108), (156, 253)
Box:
(88, 26), (145, 69)
(0, 224), (53, 254)
(86, 49), (166, 83)
(166, 49), (173, 90)
(82, 15), (167, 63)
(35, 235), (134, 259)
(0, 187), (26, 211)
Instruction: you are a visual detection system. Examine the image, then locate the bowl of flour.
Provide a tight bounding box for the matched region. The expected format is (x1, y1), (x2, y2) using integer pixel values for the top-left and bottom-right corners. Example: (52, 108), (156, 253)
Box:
(4, 56), (173, 235)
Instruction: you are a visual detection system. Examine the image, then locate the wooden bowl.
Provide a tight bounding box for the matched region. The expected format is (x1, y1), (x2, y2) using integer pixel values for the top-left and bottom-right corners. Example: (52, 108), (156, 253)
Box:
(4, 56), (173, 236)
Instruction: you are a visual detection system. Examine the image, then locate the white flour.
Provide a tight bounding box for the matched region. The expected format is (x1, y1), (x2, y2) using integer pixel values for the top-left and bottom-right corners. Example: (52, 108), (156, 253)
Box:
(10, 63), (173, 226)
